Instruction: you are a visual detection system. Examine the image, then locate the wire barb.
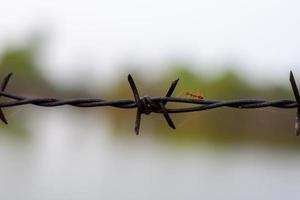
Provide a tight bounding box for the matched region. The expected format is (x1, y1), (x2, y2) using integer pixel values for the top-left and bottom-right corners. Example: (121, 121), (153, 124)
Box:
(0, 71), (298, 135)
(161, 78), (179, 129)
(0, 73), (12, 124)
(289, 70), (300, 136)
(127, 75), (178, 134)
(127, 74), (143, 135)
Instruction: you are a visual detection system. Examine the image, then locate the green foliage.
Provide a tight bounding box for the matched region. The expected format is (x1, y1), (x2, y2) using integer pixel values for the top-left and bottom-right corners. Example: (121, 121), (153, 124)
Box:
(0, 45), (39, 76)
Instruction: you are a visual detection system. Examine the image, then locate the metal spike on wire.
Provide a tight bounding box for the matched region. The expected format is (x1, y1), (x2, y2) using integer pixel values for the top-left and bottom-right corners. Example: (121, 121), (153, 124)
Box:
(0, 73), (12, 124)
(289, 71), (300, 136)
(0, 71), (299, 135)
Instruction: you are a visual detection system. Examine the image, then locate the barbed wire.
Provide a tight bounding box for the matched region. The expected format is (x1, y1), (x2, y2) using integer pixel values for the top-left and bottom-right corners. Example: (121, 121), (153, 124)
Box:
(0, 71), (299, 135)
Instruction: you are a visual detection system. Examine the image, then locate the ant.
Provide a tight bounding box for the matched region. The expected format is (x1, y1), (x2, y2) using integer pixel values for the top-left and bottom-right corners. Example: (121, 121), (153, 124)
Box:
(178, 90), (204, 100)
(185, 91), (204, 100)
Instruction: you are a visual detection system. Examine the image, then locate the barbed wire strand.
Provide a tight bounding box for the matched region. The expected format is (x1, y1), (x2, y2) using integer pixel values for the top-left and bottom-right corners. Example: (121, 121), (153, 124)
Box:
(0, 71), (299, 135)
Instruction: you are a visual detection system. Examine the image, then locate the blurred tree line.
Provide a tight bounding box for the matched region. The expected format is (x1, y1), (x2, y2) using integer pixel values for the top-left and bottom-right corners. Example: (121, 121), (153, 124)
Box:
(0, 38), (298, 149)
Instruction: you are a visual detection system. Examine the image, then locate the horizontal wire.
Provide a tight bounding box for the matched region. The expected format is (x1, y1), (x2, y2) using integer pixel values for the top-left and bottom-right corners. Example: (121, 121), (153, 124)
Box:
(0, 90), (296, 112)
(0, 72), (298, 135)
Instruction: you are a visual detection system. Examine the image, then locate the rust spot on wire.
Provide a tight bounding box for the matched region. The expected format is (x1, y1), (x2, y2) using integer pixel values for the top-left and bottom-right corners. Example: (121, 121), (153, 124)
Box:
(0, 71), (298, 135)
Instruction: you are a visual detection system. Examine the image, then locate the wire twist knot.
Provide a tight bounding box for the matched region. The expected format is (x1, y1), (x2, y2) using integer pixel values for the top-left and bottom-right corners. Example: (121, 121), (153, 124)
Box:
(128, 74), (178, 134)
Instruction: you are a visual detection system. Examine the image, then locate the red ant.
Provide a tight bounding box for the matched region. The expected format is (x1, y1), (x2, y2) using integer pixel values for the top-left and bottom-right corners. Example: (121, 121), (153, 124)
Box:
(185, 91), (204, 100)
(178, 90), (204, 100)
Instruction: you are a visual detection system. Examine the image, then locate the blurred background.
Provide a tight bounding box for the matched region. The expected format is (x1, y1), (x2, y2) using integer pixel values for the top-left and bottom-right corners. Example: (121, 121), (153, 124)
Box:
(0, 0), (300, 199)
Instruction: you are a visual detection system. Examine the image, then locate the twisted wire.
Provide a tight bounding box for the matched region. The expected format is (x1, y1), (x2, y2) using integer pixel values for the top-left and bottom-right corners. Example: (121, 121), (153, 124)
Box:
(0, 71), (299, 135)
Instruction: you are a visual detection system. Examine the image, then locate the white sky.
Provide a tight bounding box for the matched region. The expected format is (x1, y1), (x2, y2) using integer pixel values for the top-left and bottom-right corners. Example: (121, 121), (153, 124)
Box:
(0, 0), (299, 86)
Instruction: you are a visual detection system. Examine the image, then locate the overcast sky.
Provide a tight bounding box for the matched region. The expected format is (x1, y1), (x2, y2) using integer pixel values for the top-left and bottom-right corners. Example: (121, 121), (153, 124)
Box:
(0, 0), (299, 86)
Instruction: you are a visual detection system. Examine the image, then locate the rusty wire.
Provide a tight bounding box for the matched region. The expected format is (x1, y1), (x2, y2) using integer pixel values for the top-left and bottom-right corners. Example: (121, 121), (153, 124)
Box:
(0, 71), (299, 135)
